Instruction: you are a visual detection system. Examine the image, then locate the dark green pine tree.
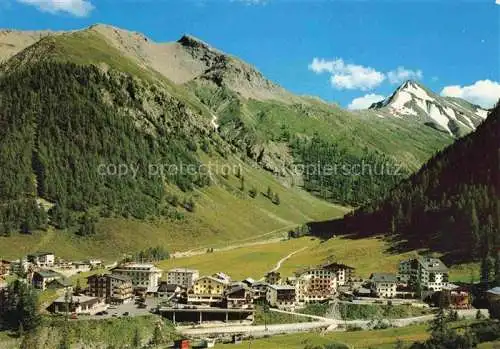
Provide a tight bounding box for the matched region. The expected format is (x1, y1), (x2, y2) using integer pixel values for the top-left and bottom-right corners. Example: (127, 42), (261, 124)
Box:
(151, 324), (163, 346)
(239, 176), (245, 192)
(470, 203), (480, 259)
(266, 186), (273, 199)
(394, 339), (404, 349)
(273, 193), (281, 205)
(132, 327), (141, 348)
(429, 307), (450, 342)
(480, 254), (494, 285)
(494, 250), (500, 287)
(18, 286), (41, 332)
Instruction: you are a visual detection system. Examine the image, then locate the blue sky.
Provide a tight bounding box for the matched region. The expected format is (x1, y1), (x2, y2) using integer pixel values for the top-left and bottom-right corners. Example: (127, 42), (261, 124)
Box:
(1, 0), (499, 109)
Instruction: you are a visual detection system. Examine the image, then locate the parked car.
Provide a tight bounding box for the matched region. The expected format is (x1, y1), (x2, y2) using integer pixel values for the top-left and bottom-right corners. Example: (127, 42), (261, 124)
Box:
(138, 303), (147, 309)
(70, 313), (78, 320)
(123, 312), (130, 316)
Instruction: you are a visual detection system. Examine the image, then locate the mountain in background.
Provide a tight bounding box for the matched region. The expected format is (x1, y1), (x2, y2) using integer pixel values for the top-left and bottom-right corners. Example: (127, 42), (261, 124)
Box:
(310, 102), (499, 265)
(369, 80), (488, 137)
(0, 24), (489, 258)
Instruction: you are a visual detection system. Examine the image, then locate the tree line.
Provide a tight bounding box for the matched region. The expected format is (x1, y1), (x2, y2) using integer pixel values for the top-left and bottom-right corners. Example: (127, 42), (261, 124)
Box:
(0, 61), (213, 235)
(290, 134), (407, 206)
(338, 103), (499, 265)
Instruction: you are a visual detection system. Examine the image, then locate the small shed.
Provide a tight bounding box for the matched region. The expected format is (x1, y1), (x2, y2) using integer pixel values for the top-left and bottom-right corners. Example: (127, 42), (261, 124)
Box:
(174, 338), (190, 349)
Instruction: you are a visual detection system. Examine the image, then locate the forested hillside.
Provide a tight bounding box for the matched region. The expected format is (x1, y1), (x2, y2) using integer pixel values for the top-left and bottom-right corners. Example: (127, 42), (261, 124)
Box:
(0, 25), (466, 245)
(0, 36), (345, 250)
(0, 62), (214, 235)
(191, 80), (452, 206)
(318, 102), (499, 266)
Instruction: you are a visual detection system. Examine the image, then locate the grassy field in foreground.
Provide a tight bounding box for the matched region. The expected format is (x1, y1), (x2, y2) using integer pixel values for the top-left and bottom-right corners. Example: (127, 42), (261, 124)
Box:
(215, 323), (430, 349)
(158, 235), (478, 281)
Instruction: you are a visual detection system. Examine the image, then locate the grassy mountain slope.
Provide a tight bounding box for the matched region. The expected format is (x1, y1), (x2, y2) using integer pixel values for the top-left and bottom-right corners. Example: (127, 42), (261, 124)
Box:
(310, 103), (499, 264)
(0, 29), (57, 63)
(57, 25), (454, 204)
(0, 25), (475, 260)
(158, 236), (473, 282)
(0, 28), (345, 259)
(0, 26), (456, 207)
(189, 74), (453, 206)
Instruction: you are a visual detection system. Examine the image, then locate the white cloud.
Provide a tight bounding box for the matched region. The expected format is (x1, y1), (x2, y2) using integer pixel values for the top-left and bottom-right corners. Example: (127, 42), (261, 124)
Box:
(496, 0), (500, 5)
(348, 93), (385, 110)
(309, 58), (386, 91)
(17, 0), (94, 17)
(441, 80), (500, 108)
(387, 66), (423, 84)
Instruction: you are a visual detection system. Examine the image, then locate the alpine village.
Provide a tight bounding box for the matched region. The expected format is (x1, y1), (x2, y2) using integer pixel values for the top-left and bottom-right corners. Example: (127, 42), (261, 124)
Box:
(0, 3), (499, 349)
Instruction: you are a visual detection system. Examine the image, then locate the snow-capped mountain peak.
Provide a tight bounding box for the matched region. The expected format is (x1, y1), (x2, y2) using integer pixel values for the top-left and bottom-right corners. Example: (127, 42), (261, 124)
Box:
(369, 80), (489, 137)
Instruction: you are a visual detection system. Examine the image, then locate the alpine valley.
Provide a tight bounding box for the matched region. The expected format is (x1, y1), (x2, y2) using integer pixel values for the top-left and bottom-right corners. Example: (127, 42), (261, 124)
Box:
(0, 24), (493, 261)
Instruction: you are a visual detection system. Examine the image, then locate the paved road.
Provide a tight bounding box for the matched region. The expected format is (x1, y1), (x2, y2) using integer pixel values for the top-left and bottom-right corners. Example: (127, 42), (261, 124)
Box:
(269, 308), (333, 322)
(178, 321), (331, 337)
(178, 308), (490, 337)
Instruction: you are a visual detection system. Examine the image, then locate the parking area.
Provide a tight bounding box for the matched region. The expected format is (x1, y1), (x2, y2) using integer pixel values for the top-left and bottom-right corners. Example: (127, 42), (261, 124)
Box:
(72, 298), (160, 320)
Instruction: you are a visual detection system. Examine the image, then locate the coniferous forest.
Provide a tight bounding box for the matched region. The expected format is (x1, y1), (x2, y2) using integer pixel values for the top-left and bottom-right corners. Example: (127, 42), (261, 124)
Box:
(0, 59), (413, 237)
(0, 62), (211, 235)
(313, 102), (499, 265)
(290, 134), (406, 206)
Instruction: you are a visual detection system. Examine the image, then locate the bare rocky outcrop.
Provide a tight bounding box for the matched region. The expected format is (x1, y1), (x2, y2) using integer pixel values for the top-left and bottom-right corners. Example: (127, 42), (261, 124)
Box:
(0, 24), (302, 106)
(0, 29), (64, 63)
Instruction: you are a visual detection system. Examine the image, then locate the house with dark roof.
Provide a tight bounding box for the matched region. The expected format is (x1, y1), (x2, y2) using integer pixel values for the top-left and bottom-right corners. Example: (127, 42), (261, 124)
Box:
(27, 252), (55, 268)
(87, 274), (133, 304)
(32, 270), (63, 290)
(49, 295), (107, 315)
(321, 262), (355, 286)
(225, 284), (253, 309)
(399, 257), (449, 292)
(265, 271), (281, 285)
(250, 281), (268, 300)
(107, 274), (134, 303)
(487, 287), (500, 303)
(266, 284), (296, 309)
(156, 281), (185, 299)
(46, 277), (72, 290)
(370, 273), (398, 298)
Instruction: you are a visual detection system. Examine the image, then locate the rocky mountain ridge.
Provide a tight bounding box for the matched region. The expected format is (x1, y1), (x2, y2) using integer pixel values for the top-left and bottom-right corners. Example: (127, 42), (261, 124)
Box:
(369, 80), (488, 137)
